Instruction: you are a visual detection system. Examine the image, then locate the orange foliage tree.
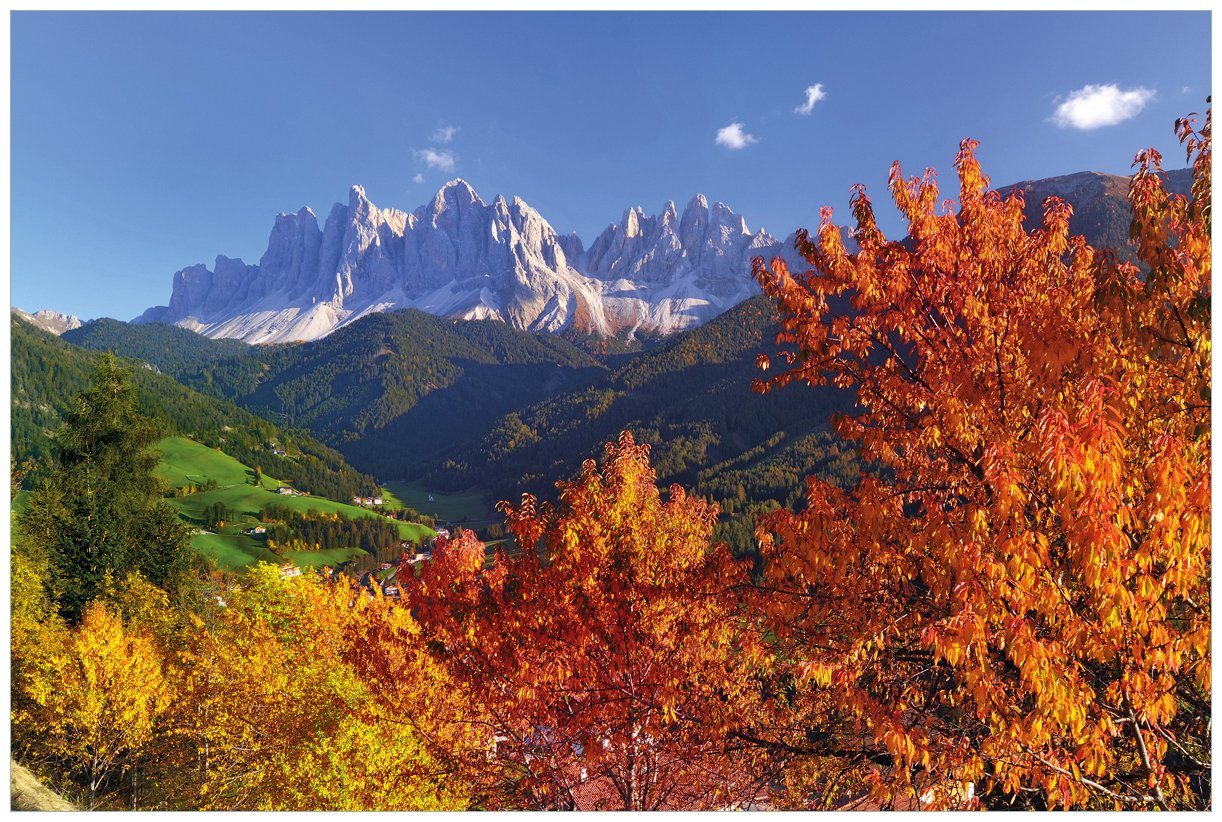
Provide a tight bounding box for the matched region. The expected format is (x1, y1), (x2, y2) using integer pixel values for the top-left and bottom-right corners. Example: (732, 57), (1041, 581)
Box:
(749, 110), (1210, 809)
(407, 432), (774, 810)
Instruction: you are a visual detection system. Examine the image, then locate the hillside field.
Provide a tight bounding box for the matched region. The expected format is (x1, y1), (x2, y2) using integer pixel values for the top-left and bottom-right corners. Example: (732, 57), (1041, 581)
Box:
(156, 434), (279, 490)
(382, 480), (493, 525)
(155, 436), (433, 570)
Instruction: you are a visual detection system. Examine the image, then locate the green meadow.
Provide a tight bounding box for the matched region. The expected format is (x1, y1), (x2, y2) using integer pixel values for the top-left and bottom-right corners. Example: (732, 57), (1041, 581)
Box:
(154, 436), (433, 571)
(382, 479), (493, 525)
(156, 435), (280, 491)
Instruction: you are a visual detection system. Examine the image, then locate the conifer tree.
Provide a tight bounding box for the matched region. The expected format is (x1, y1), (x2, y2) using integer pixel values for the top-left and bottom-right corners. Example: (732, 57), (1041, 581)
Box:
(19, 355), (191, 620)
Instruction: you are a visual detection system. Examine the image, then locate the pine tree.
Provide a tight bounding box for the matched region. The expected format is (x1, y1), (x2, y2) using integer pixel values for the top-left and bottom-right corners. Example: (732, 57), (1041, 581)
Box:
(19, 355), (192, 620)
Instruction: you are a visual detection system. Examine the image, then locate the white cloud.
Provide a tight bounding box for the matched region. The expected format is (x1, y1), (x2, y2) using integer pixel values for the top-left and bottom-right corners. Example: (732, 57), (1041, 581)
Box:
(794, 83), (826, 115)
(1182, 85), (1192, 95)
(412, 172), (425, 184)
(1050, 84), (1156, 130)
(432, 124), (459, 144)
(413, 148), (456, 172)
(715, 121), (758, 150)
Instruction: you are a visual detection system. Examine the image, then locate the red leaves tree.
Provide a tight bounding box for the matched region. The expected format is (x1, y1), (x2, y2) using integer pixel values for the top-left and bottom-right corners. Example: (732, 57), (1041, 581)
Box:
(749, 110), (1210, 809)
(407, 432), (773, 809)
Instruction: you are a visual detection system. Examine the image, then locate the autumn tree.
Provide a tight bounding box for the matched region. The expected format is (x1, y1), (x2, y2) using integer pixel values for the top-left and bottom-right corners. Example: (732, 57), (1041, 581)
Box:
(748, 110), (1210, 809)
(408, 432), (774, 810)
(10, 547), (69, 763)
(17, 601), (172, 810)
(176, 564), (472, 810)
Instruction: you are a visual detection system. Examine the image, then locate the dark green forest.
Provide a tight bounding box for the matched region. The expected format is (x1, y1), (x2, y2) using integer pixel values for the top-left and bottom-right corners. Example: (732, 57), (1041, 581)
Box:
(11, 316), (379, 501)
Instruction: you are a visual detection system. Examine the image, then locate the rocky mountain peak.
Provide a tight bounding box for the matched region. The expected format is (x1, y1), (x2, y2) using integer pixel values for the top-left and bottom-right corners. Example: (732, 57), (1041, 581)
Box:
(429, 179), (482, 213)
(138, 182), (783, 343)
(12, 308), (84, 335)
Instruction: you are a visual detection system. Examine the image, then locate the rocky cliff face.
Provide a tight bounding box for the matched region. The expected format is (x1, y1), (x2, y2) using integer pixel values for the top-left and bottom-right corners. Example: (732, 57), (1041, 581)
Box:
(12, 308), (83, 336)
(137, 181), (783, 343)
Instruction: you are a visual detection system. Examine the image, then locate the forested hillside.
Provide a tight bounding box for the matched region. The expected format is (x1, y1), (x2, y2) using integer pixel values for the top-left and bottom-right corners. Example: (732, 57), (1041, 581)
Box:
(58, 296), (861, 551)
(63, 318), (250, 374)
(66, 309), (608, 479)
(427, 294), (860, 539)
(12, 316), (378, 500)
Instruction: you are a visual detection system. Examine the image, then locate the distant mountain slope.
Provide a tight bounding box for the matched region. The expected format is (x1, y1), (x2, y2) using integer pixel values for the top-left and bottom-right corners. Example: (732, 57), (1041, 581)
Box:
(71, 309), (609, 480)
(11, 308), (82, 335)
(998, 168), (1192, 262)
(63, 318), (250, 374)
(12, 316), (378, 500)
(424, 294), (860, 525)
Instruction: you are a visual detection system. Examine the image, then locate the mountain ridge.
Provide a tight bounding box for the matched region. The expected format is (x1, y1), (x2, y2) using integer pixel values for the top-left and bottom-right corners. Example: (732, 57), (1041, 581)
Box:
(11, 308), (83, 336)
(137, 180), (784, 344)
(131, 167), (1190, 346)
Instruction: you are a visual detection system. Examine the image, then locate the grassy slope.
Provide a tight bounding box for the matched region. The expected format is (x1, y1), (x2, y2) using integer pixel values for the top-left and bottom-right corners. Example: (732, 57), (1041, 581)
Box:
(10, 759), (77, 811)
(157, 435), (279, 490)
(382, 480), (493, 525)
(155, 436), (433, 571)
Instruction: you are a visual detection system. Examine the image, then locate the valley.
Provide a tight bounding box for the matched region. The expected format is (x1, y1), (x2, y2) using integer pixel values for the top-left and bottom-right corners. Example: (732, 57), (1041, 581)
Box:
(9, 7), (1210, 810)
(52, 298), (860, 554)
(35, 161), (1189, 558)
(155, 435), (433, 571)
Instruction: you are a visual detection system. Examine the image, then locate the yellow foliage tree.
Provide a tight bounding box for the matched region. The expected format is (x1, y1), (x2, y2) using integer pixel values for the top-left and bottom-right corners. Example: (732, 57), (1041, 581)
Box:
(177, 563), (472, 810)
(22, 601), (171, 809)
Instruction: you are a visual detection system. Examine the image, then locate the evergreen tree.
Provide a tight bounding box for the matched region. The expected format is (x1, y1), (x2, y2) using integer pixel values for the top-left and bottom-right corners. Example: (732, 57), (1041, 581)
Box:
(19, 355), (191, 620)
(203, 502), (231, 529)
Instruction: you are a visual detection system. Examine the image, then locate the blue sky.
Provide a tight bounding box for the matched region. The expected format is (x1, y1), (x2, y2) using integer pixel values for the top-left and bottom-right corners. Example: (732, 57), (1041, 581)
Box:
(11, 11), (1211, 320)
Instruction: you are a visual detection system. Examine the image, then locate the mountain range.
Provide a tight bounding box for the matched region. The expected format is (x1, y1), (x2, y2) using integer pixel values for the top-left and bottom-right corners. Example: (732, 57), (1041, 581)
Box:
(132, 168), (1190, 345)
(17, 164), (1193, 551)
(136, 181), (790, 343)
